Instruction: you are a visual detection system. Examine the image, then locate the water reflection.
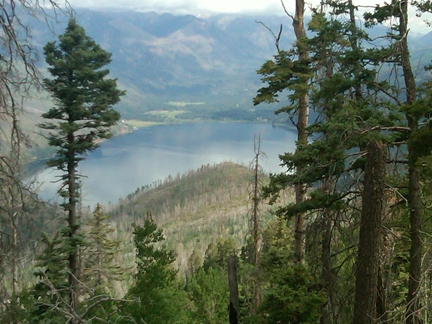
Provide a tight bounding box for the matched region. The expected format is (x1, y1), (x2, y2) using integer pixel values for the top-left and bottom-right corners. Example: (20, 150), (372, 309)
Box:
(35, 122), (296, 206)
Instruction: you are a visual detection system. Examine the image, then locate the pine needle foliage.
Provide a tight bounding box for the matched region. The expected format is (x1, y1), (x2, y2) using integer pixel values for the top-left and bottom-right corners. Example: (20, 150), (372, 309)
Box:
(82, 204), (127, 293)
(40, 18), (124, 201)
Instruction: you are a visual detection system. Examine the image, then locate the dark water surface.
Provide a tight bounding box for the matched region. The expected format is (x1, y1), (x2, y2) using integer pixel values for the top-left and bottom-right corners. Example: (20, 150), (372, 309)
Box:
(35, 122), (296, 206)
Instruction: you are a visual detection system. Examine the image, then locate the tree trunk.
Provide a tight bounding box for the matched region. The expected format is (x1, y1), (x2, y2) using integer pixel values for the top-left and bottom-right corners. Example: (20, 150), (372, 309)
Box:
(397, 2), (422, 323)
(11, 219), (18, 297)
(353, 140), (386, 324)
(68, 132), (79, 316)
(348, 0), (362, 101)
(406, 162), (422, 324)
(292, 0), (309, 265)
(228, 255), (240, 324)
(252, 137), (260, 269)
(321, 208), (334, 324)
(376, 267), (387, 323)
(252, 135), (262, 311)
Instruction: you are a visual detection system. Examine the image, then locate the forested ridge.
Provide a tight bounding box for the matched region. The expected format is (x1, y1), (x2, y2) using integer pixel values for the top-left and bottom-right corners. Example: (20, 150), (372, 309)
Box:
(2, 0), (432, 323)
(108, 162), (293, 275)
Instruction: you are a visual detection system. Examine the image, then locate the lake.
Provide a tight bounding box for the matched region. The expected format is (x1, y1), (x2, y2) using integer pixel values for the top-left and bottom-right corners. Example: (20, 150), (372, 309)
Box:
(35, 122), (296, 206)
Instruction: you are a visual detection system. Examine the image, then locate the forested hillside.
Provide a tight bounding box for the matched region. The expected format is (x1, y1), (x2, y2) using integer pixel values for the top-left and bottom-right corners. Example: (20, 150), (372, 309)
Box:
(108, 162), (293, 273)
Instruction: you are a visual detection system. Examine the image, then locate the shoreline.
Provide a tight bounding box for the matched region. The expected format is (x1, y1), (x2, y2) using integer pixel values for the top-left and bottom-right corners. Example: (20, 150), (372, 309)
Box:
(25, 118), (294, 176)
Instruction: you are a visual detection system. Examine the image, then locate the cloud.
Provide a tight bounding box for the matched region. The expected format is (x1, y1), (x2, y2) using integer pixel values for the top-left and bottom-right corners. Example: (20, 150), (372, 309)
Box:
(67, 0), (432, 33)
(68, 0), (287, 15)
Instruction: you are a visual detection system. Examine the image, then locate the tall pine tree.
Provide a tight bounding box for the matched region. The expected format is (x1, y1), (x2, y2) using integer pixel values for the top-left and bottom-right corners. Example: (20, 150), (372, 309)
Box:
(40, 18), (124, 314)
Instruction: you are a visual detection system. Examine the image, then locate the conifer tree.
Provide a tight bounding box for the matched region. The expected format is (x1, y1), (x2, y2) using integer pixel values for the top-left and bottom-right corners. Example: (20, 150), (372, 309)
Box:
(187, 267), (228, 324)
(363, 2), (432, 322)
(255, 0), (311, 264)
(188, 249), (203, 275)
(203, 238), (237, 270)
(256, 218), (324, 323)
(31, 233), (69, 323)
(40, 18), (124, 313)
(124, 216), (189, 323)
(82, 204), (126, 293)
(256, 1), (398, 321)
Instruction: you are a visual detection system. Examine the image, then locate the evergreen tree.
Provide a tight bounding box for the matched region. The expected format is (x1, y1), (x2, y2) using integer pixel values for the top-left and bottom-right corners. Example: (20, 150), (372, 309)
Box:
(40, 18), (124, 312)
(203, 237), (237, 270)
(254, 2), (401, 322)
(123, 216), (189, 323)
(255, 218), (324, 323)
(254, 0), (432, 322)
(187, 267), (229, 324)
(31, 232), (69, 323)
(82, 203), (127, 294)
(187, 249), (203, 275)
(363, 2), (432, 322)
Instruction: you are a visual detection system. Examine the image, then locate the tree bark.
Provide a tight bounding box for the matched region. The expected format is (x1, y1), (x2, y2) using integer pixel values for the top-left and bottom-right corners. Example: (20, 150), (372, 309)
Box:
(376, 267), (387, 323)
(252, 138), (260, 269)
(353, 140), (387, 324)
(68, 131), (79, 317)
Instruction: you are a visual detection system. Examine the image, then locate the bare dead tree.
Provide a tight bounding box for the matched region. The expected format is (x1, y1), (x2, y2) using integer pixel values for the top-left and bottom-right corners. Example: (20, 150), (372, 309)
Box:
(228, 255), (240, 324)
(34, 275), (135, 323)
(247, 134), (266, 312)
(249, 135), (265, 269)
(0, 0), (71, 306)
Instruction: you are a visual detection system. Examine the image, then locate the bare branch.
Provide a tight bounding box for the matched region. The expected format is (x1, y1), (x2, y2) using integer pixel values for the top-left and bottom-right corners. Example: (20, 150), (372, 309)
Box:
(280, 0), (294, 20)
(255, 21), (283, 52)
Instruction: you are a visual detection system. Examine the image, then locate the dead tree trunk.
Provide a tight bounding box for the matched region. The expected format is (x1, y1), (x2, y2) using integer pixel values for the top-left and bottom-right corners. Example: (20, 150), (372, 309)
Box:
(252, 136), (261, 270)
(250, 135), (263, 312)
(353, 141), (387, 324)
(228, 255), (240, 324)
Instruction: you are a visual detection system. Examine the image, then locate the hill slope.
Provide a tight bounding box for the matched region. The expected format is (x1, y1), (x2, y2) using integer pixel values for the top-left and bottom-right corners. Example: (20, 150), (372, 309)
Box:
(108, 161), (293, 272)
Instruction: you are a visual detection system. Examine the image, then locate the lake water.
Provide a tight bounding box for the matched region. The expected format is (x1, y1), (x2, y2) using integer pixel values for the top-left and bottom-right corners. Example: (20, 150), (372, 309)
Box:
(35, 122), (296, 206)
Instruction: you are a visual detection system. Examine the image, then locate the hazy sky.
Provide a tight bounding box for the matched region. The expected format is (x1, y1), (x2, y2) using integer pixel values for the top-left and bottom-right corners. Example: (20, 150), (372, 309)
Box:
(66, 0), (431, 33)
(67, 0), (382, 14)
(67, 0), (288, 14)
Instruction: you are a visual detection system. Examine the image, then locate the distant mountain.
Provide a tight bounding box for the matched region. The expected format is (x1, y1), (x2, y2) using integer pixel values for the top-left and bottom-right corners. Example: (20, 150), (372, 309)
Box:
(26, 9), (295, 118)
(25, 9), (432, 119)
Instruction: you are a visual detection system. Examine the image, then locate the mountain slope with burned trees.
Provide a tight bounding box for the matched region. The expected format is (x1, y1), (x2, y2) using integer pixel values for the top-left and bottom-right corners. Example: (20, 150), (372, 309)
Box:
(109, 161), (293, 273)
